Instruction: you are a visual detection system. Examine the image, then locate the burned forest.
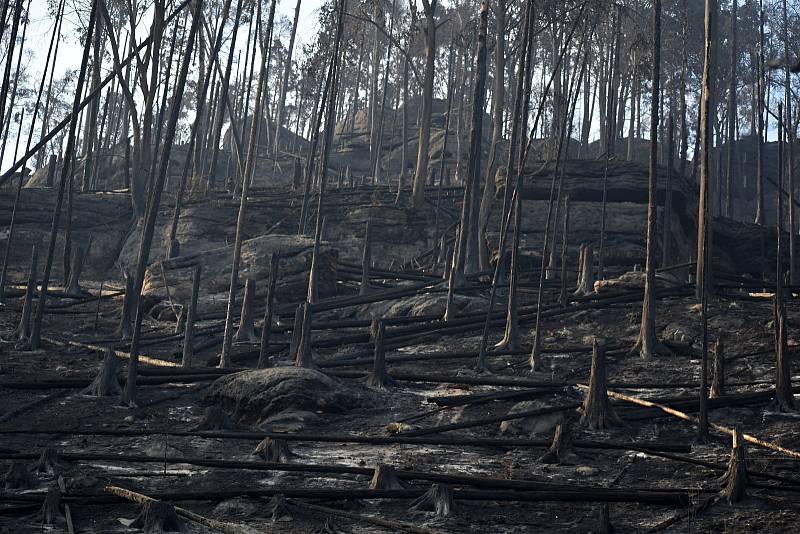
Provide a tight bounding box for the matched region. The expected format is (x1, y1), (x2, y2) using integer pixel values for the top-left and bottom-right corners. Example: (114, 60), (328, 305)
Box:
(3, 0), (800, 531)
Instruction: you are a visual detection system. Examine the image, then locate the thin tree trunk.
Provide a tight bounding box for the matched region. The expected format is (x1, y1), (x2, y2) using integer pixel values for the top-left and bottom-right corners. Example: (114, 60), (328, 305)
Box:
(273, 0), (302, 155)
(219, 0), (277, 368)
(29, 0), (98, 351)
(696, 0), (717, 300)
(122, 0), (201, 404)
(411, 0), (437, 209)
(636, 0), (662, 360)
(477, 0), (506, 272)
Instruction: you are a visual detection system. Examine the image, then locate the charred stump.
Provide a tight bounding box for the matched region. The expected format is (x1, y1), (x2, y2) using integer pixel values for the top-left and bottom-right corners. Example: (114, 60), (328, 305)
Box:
(360, 219), (372, 296)
(365, 319), (395, 389)
(37, 484), (64, 525)
(174, 307), (186, 335)
(234, 278), (257, 342)
(294, 302), (315, 369)
(597, 503), (614, 534)
(369, 463), (406, 489)
(580, 338), (621, 430)
(538, 422), (579, 465)
(252, 437), (297, 463)
(710, 336), (725, 398)
(64, 243), (86, 297)
(720, 426), (748, 503)
(258, 254), (279, 368)
(32, 447), (68, 475)
(15, 244), (38, 342)
(117, 270), (134, 340)
(772, 307), (795, 412)
(288, 303), (304, 362)
(182, 265), (201, 367)
(574, 242), (595, 296)
(2, 461), (32, 489)
(130, 499), (185, 534)
(194, 406), (236, 431)
(410, 484), (455, 517)
(83, 348), (122, 397)
(559, 196), (571, 306)
(269, 493), (292, 523)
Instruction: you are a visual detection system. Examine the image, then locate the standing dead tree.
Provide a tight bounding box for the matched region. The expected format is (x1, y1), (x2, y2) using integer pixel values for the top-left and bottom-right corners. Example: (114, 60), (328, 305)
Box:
(219, 0), (277, 369)
(295, 0), (348, 368)
(695, 0), (717, 441)
(481, 0), (535, 359)
(122, 0), (202, 405)
(444, 0), (489, 322)
(634, 0), (667, 360)
(29, 0), (99, 351)
(410, 0), (438, 209)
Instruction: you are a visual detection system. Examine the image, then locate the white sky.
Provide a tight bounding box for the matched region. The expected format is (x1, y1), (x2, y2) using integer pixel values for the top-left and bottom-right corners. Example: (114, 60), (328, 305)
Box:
(1, 0), (325, 173)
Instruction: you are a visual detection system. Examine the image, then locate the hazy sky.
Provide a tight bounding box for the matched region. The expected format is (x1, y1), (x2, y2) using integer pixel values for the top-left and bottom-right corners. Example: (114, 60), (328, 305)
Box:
(1, 0), (325, 172)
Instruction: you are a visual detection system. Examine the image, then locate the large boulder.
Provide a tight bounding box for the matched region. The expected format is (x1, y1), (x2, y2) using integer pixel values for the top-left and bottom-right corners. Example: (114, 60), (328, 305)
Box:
(141, 234), (338, 304)
(205, 367), (371, 427)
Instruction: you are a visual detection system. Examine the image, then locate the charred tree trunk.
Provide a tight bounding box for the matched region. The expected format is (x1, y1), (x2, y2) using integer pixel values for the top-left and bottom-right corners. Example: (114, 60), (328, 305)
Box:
(636, 0), (663, 360)
(477, 0), (507, 272)
(273, 0), (302, 155)
(15, 245), (38, 342)
(724, 0), (737, 219)
(754, 3), (765, 225)
(257, 254), (279, 368)
(410, 0), (437, 209)
(219, 0), (275, 368)
(122, 0), (201, 404)
(182, 264), (201, 367)
(30, 0), (98, 351)
(696, 0), (716, 300)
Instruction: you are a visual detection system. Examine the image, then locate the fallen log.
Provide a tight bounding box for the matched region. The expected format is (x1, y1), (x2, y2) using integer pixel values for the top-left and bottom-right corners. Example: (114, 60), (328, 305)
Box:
(105, 485), (239, 533)
(398, 402), (582, 437)
(0, 450), (697, 500)
(0, 428), (692, 453)
(597, 387), (800, 460)
(286, 498), (440, 534)
(2, 486), (694, 506)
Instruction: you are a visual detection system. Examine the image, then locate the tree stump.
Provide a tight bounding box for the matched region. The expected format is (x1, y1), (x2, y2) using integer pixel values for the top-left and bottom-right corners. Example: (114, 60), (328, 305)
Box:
(720, 426), (748, 503)
(252, 437), (297, 463)
(574, 242), (595, 296)
(65, 243), (86, 297)
(194, 406), (236, 431)
(360, 219), (372, 296)
(772, 309), (795, 412)
(82, 348), (122, 397)
(258, 254), (279, 368)
(15, 244), (38, 342)
(597, 503), (614, 533)
(268, 494), (292, 523)
(538, 422), (580, 464)
(369, 463), (405, 490)
(37, 484), (64, 526)
(580, 337), (621, 430)
(710, 336), (725, 398)
(294, 302), (315, 369)
(130, 499), (185, 534)
(410, 484), (455, 517)
(2, 461), (32, 489)
(33, 447), (68, 475)
(365, 319), (395, 389)
(182, 264), (201, 367)
(234, 278), (257, 342)
(118, 270), (134, 340)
